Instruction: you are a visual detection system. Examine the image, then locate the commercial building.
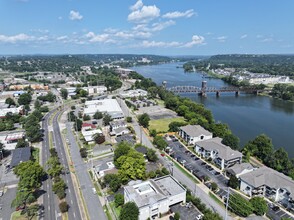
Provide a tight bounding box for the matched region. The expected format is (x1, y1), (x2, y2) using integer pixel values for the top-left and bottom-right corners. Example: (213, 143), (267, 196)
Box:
(119, 89), (148, 98)
(0, 106), (24, 118)
(84, 99), (124, 119)
(124, 175), (186, 220)
(0, 91), (25, 99)
(179, 125), (213, 145)
(194, 137), (242, 170)
(239, 166), (294, 208)
(0, 131), (26, 150)
(9, 84), (49, 90)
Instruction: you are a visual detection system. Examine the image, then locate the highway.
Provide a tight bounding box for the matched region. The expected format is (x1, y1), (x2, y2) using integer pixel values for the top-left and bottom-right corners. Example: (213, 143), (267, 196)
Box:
(41, 110), (58, 220)
(117, 97), (234, 220)
(66, 122), (108, 220)
(52, 110), (82, 220)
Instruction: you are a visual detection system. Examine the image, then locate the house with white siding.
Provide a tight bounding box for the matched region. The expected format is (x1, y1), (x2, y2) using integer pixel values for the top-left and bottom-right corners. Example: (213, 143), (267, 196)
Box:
(178, 125), (212, 145)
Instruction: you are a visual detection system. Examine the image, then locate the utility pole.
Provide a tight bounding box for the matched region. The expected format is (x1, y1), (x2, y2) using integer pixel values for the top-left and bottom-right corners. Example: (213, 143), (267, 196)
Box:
(225, 187), (230, 220)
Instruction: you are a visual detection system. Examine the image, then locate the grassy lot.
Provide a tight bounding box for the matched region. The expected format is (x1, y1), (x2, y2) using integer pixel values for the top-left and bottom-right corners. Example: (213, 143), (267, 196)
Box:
(209, 192), (224, 207)
(154, 99), (165, 107)
(149, 117), (186, 133)
(31, 147), (40, 163)
(109, 202), (122, 217)
(11, 211), (37, 220)
(103, 205), (112, 220)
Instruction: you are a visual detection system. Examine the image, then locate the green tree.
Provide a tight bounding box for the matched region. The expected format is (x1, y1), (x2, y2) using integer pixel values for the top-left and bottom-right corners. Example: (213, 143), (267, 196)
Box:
(114, 194), (124, 207)
(11, 190), (36, 208)
(74, 118), (83, 131)
(104, 174), (122, 192)
(59, 201), (69, 213)
(153, 135), (167, 150)
(83, 114), (91, 121)
(60, 88), (68, 100)
(47, 157), (63, 178)
(203, 212), (222, 220)
(149, 129), (157, 137)
(14, 161), (46, 190)
(16, 139), (29, 148)
(26, 204), (39, 219)
(103, 113), (112, 126)
(80, 148), (88, 158)
(117, 150), (146, 181)
(250, 197), (268, 216)
(138, 113), (150, 128)
(52, 178), (67, 198)
(210, 182), (218, 192)
(228, 175), (239, 189)
(32, 109), (43, 121)
(114, 142), (131, 166)
(34, 100), (42, 109)
(174, 212), (180, 220)
(126, 116), (132, 123)
(119, 202), (139, 220)
(222, 133), (240, 150)
(93, 133), (105, 144)
(5, 120), (14, 130)
(146, 148), (158, 162)
(168, 121), (188, 132)
(5, 97), (16, 107)
(18, 93), (32, 105)
(228, 193), (253, 217)
(39, 106), (49, 112)
(93, 111), (103, 120)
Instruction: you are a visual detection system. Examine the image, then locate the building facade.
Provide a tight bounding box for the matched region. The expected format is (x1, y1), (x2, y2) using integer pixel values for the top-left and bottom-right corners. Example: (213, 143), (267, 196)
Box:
(179, 125), (213, 145)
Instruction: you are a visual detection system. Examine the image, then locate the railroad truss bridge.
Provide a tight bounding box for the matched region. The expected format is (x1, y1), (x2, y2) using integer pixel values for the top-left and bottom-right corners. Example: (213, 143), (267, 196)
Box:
(164, 81), (260, 97)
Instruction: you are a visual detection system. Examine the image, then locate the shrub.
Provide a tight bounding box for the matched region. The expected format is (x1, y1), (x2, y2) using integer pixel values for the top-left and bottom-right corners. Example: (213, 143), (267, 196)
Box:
(59, 201), (69, 213)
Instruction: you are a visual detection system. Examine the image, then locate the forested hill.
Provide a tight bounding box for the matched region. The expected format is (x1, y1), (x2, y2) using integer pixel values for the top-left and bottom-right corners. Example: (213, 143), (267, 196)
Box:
(0, 54), (171, 72)
(184, 54), (294, 76)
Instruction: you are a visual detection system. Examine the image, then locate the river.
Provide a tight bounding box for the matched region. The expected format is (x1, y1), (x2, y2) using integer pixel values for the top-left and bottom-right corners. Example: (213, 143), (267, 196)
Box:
(131, 62), (294, 157)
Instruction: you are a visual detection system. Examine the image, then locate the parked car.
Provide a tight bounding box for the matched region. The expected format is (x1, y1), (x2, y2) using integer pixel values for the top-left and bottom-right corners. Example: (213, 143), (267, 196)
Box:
(272, 206), (280, 211)
(201, 162), (206, 166)
(194, 157), (200, 161)
(92, 188), (97, 194)
(190, 154), (196, 158)
(180, 160), (186, 165)
(196, 214), (203, 220)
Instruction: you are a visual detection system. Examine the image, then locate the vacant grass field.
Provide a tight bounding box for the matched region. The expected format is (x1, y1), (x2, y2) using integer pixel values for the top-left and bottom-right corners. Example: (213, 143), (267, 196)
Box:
(149, 117), (186, 133)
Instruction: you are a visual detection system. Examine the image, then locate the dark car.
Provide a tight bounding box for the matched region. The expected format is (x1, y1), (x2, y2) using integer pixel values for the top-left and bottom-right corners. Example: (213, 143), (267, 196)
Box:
(191, 154), (196, 158)
(272, 206), (280, 212)
(214, 171), (220, 176)
(185, 150), (190, 154)
(201, 162), (206, 166)
(194, 157), (200, 161)
(169, 216), (175, 220)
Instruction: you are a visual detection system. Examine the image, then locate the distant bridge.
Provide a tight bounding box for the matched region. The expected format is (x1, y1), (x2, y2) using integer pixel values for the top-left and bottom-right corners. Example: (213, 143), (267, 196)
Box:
(163, 81), (259, 97)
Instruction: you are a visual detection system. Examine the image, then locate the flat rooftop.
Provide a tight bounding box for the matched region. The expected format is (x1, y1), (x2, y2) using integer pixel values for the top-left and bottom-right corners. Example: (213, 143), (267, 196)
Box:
(125, 175), (186, 208)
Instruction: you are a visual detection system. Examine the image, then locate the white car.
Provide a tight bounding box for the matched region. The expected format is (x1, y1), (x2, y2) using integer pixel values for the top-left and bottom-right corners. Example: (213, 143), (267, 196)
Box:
(92, 188), (96, 194)
(196, 214), (203, 220)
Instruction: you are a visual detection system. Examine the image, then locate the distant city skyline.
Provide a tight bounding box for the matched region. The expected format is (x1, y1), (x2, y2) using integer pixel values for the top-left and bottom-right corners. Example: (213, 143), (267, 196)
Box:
(0, 0), (293, 55)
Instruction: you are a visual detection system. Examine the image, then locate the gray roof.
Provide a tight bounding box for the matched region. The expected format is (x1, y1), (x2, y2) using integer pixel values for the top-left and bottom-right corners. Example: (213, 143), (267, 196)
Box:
(124, 175), (186, 208)
(240, 166), (294, 196)
(226, 163), (254, 176)
(179, 125), (212, 137)
(135, 146), (148, 155)
(109, 120), (127, 128)
(10, 147), (31, 167)
(113, 127), (129, 134)
(196, 137), (243, 161)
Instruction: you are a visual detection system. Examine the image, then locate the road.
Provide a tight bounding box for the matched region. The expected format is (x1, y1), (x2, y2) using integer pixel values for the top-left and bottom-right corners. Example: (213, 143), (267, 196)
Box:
(66, 121), (108, 220)
(41, 110), (58, 220)
(52, 111), (82, 220)
(117, 97), (234, 220)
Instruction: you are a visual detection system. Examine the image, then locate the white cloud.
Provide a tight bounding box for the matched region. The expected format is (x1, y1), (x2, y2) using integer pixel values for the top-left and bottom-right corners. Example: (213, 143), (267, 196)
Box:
(216, 36), (227, 42)
(69, 10), (83, 21)
(85, 32), (112, 43)
(128, 5), (160, 23)
(151, 20), (175, 31)
(140, 40), (181, 48)
(261, 38), (273, 42)
(130, 0), (143, 11)
(56, 36), (68, 41)
(0, 33), (32, 43)
(182, 35), (205, 47)
(162, 9), (195, 19)
(240, 34), (247, 39)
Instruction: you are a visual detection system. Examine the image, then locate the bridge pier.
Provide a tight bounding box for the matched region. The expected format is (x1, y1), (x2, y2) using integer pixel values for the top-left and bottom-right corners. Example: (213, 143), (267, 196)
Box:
(253, 90), (259, 95)
(216, 91), (220, 97)
(235, 91), (240, 96)
(198, 92), (207, 97)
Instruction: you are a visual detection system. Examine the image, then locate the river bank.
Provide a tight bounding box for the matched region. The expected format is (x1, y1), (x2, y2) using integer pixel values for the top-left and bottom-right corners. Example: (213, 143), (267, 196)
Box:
(131, 62), (294, 157)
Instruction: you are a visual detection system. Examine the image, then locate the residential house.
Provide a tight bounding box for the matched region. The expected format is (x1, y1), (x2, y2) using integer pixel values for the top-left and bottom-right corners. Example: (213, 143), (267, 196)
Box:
(10, 147), (31, 168)
(239, 166), (294, 208)
(194, 137), (242, 170)
(110, 127), (130, 137)
(179, 125), (213, 145)
(124, 175), (186, 220)
(109, 120), (127, 131)
(93, 161), (116, 179)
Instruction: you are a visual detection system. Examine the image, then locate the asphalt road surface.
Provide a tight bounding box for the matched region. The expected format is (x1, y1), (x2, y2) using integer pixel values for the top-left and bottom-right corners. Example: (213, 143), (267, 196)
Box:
(52, 111), (82, 220)
(66, 122), (107, 220)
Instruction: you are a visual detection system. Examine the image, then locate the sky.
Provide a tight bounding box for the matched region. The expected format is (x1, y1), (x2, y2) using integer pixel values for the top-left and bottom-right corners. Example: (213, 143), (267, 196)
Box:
(0, 0), (294, 55)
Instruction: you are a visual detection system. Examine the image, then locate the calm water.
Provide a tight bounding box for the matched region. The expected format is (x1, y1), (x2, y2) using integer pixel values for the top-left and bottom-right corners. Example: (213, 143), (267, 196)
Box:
(131, 62), (294, 157)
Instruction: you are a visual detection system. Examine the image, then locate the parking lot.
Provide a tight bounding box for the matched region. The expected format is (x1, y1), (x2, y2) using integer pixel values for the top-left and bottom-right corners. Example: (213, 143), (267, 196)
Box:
(267, 203), (294, 220)
(170, 203), (203, 220)
(0, 187), (17, 220)
(166, 138), (228, 190)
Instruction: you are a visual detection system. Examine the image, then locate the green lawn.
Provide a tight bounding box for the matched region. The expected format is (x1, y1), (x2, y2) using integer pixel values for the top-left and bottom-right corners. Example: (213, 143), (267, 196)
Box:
(31, 147), (40, 163)
(11, 211), (37, 220)
(109, 202), (122, 217)
(209, 192), (224, 207)
(149, 117), (186, 132)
